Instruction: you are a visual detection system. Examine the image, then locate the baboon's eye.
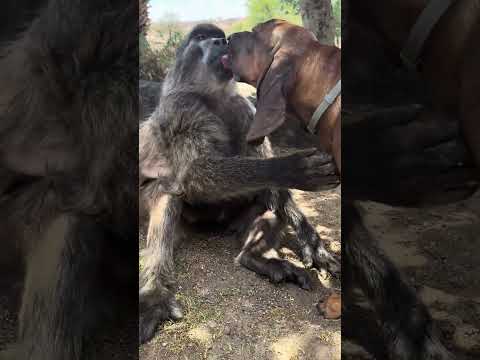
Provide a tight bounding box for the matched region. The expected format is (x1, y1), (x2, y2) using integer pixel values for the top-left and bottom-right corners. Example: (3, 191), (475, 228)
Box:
(196, 34), (206, 41)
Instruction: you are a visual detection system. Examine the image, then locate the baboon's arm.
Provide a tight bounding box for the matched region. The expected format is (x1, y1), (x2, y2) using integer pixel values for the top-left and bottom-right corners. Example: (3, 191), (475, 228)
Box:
(181, 150), (338, 203)
(154, 97), (339, 202)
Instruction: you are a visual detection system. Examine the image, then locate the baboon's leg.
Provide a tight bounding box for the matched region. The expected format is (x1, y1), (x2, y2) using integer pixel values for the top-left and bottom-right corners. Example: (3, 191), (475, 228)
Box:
(235, 210), (312, 290)
(343, 202), (451, 360)
(1, 214), (104, 360)
(268, 190), (340, 273)
(139, 194), (183, 344)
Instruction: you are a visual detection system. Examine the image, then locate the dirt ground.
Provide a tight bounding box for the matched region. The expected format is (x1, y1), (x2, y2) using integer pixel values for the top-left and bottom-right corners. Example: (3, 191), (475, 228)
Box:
(139, 188), (342, 360)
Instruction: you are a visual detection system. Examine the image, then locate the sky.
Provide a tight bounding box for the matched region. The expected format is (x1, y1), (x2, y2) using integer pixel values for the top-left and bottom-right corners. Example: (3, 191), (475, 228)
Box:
(150, 0), (248, 22)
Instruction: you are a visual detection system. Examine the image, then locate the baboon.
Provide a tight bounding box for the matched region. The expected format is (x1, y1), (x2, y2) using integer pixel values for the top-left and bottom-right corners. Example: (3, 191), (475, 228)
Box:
(139, 24), (340, 343)
(0, 1), (138, 359)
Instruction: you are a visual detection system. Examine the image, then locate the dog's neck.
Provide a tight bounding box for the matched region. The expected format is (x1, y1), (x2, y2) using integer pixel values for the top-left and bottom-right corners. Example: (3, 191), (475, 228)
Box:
(359, 0), (431, 50)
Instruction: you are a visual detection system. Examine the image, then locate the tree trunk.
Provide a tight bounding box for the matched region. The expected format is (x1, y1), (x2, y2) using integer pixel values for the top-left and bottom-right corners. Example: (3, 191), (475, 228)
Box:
(139, 0), (150, 36)
(300, 0), (335, 45)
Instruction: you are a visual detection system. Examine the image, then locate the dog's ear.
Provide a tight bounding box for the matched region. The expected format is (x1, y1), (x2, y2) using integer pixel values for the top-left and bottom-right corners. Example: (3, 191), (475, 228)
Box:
(246, 53), (295, 142)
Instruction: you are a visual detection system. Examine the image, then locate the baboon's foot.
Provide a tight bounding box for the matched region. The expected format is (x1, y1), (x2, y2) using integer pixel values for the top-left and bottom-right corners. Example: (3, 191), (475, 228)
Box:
(237, 252), (313, 290)
(266, 258), (313, 290)
(139, 284), (183, 344)
(313, 244), (341, 275)
(300, 237), (340, 276)
(388, 331), (453, 360)
(386, 314), (453, 360)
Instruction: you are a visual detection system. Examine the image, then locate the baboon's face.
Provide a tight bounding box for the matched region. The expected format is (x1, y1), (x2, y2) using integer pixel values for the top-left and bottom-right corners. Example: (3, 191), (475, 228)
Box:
(177, 24), (233, 83)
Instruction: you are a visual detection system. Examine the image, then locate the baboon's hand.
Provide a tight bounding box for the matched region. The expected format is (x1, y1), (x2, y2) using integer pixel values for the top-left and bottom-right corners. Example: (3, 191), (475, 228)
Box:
(279, 149), (340, 191)
(139, 285), (183, 344)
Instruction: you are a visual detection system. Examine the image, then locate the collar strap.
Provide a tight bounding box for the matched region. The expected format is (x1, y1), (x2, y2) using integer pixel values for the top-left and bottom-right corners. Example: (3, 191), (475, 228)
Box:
(307, 79), (341, 134)
(400, 0), (453, 69)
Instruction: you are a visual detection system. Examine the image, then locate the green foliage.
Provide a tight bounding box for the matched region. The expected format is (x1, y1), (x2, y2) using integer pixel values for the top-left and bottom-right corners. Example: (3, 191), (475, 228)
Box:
(139, 29), (184, 81)
(227, 0), (341, 38)
(139, 0), (342, 80)
(280, 0), (300, 13)
(227, 0), (302, 34)
(332, 0), (341, 37)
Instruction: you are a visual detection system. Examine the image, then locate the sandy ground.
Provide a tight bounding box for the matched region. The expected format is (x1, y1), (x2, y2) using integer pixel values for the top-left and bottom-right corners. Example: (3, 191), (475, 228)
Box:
(139, 188), (342, 360)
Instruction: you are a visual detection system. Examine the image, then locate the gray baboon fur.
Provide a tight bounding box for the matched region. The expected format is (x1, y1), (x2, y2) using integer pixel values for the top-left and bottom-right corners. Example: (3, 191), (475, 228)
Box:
(0, 1), (137, 359)
(139, 24), (340, 343)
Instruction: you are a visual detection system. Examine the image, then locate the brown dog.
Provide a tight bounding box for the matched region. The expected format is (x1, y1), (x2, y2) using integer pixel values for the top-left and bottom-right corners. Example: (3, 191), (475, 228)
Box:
(223, 19), (342, 320)
(349, 0), (480, 170)
(223, 19), (341, 173)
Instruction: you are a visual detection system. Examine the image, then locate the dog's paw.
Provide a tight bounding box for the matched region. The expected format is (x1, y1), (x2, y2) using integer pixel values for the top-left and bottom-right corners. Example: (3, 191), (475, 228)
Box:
(318, 292), (341, 319)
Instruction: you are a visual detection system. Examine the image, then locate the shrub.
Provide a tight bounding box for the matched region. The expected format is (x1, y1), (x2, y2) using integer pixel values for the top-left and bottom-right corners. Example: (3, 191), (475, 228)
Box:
(140, 30), (183, 82)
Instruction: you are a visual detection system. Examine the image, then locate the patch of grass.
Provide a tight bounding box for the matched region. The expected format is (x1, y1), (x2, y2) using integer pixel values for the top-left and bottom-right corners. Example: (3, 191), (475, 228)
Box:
(157, 291), (223, 354)
(218, 287), (242, 298)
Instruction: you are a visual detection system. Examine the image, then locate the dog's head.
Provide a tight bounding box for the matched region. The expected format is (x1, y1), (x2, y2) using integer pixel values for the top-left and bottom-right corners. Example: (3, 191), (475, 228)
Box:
(223, 19), (316, 142)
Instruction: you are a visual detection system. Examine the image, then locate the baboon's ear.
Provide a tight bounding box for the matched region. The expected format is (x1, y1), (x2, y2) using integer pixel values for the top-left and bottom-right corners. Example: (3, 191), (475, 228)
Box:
(246, 53), (295, 142)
